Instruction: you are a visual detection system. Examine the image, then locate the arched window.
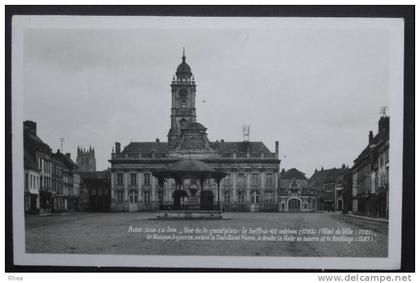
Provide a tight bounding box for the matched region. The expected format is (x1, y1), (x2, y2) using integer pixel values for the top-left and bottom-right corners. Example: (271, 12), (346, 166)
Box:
(129, 190), (138, 203)
(250, 191), (260, 204)
(180, 119), (186, 129)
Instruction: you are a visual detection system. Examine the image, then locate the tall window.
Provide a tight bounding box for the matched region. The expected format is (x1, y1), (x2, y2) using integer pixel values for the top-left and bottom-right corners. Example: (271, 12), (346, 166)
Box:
(237, 173), (246, 187)
(25, 173), (28, 189)
(129, 190), (138, 203)
(117, 190), (124, 203)
(130, 173), (137, 185)
(144, 173), (150, 186)
(266, 173), (273, 186)
(223, 191), (231, 203)
(158, 190), (164, 205)
(251, 191), (260, 204)
(252, 173), (259, 186)
(144, 190), (151, 204)
(117, 173), (123, 186)
(264, 191), (274, 204)
(224, 173), (232, 185)
(238, 190), (245, 204)
(179, 119), (187, 129)
(24, 195), (30, 211)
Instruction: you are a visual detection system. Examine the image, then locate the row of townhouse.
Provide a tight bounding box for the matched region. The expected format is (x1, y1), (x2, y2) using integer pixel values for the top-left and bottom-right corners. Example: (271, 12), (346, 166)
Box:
(351, 115), (390, 218)
(277, 166), (352, 213)
(307, 166), (352, 212)
(24, 121), (82, 215)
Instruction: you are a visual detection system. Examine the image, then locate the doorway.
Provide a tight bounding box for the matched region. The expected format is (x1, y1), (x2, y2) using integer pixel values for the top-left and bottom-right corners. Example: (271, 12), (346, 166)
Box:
(337, 198), (343, 211)
(288, 198), (301, 212)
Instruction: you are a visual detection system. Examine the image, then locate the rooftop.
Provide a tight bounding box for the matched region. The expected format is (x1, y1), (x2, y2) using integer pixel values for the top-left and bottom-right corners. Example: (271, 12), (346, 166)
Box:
(120, 141), (273, 155)
(309, 167), (348, 185)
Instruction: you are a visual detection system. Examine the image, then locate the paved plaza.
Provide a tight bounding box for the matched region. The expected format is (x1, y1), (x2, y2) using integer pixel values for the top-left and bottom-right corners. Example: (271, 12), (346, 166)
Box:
(25, 212), (388, 257)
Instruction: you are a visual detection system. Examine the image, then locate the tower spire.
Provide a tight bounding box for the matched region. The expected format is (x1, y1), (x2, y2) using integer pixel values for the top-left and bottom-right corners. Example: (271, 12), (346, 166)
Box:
(182, 47), (186, 62)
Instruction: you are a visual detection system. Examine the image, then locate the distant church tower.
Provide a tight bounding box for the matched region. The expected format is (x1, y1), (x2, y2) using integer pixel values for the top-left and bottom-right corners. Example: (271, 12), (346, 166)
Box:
(167, 49), (197, 149)
(76, 146), (96, 171)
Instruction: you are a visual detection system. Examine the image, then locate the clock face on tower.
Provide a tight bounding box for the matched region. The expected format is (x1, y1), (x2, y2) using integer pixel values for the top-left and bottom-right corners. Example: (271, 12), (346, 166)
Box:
(178, 89), (188, 98)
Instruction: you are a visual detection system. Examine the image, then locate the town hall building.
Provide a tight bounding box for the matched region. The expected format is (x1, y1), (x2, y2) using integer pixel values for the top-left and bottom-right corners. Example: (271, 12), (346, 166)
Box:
(109, 51), (281, 212)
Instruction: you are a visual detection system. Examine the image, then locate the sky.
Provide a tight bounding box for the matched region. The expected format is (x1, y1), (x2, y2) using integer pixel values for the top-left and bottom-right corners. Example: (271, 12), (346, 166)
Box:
(22, 17), (391, 177)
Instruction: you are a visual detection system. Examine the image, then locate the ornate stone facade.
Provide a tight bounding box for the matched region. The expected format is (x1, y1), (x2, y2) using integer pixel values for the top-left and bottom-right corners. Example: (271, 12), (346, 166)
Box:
(109, 52), (280, 212)
(278, 168), (318, 212)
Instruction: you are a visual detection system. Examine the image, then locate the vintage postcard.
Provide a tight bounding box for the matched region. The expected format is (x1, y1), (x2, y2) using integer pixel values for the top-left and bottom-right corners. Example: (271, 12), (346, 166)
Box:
(11, 14), (404, 269)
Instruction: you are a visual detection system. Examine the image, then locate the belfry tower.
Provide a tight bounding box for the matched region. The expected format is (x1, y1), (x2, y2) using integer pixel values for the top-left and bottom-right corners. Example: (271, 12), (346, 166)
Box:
(167, 49), (197, 149)
(76, 146), (96, 171)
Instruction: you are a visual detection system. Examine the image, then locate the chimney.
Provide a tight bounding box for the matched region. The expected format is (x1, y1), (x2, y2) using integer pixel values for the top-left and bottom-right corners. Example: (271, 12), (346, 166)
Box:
(23, 120), (37, 136)
(115, 142), (121, 154)
(156, 138), (160, 143)
(66, 153), (71, 159)
(369, 130), (373, 144)
(342, 163), (346, 169)
(275, 141), (279, 155)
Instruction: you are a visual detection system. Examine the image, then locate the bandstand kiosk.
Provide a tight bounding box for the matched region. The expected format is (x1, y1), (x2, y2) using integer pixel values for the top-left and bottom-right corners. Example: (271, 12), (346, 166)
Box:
(153, 159), (226, 219)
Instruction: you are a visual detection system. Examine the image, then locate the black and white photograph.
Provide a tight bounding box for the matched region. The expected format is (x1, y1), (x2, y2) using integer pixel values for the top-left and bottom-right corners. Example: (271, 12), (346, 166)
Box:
(7, 7), (412, 271)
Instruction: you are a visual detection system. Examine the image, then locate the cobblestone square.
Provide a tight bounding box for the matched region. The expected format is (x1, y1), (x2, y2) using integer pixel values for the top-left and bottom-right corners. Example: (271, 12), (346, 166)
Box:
(25, 212), (388, 257)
